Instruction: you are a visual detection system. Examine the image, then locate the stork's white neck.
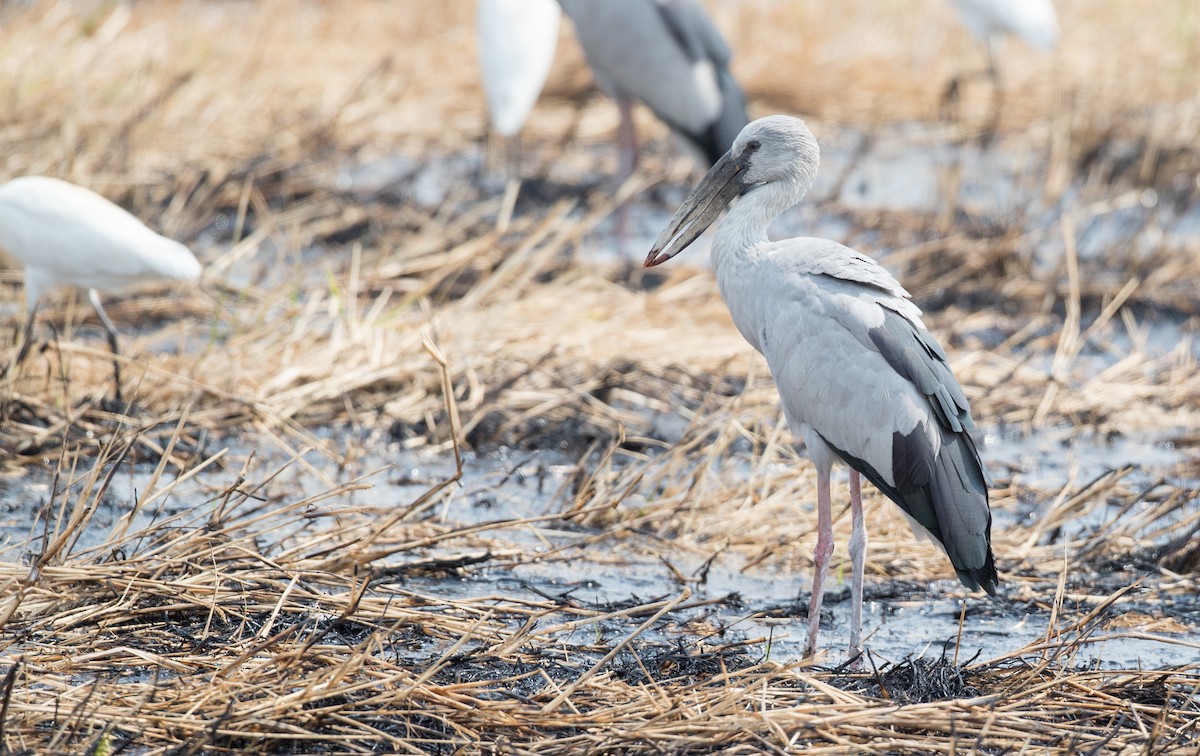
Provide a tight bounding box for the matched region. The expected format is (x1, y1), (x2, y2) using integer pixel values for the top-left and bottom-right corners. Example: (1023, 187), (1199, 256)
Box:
(711, 173), (810, 271)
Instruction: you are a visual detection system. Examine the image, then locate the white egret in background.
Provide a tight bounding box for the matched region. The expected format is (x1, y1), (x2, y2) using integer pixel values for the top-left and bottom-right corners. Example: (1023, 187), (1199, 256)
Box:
(476, 0), (561, 230)
(644, 116), (997, 664)
(0, 176), (202, 400)
(558, 0), (749, 179)
(477, 0), (560, 142)
(950, 0), (1059, 58)
(944, 0), (1059, 125)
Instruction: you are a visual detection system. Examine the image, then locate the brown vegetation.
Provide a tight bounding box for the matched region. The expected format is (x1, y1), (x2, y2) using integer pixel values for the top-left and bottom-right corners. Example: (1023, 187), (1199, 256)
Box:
(0, 0), (1198, 752)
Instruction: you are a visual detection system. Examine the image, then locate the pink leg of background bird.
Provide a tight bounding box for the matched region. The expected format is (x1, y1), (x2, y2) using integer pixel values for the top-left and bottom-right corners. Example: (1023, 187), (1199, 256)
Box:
(616, 98), (638, 182)
(614, 98), (638, 247)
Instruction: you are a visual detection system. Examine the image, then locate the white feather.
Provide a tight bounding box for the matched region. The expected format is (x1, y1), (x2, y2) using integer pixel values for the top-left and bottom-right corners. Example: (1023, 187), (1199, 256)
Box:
(949, 0), (1060, 51)
(477, 0), (561, 137)
(0, 176), (200, 310)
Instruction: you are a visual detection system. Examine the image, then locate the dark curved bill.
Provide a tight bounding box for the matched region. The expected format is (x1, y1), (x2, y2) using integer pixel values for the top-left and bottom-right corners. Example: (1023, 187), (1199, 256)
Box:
(644, 150), (747, 267)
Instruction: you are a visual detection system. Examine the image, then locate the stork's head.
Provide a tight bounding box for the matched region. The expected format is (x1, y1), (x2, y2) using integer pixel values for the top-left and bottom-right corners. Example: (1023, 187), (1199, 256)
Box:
(733, 115), (820, 193)
(645, 116), (820, 267)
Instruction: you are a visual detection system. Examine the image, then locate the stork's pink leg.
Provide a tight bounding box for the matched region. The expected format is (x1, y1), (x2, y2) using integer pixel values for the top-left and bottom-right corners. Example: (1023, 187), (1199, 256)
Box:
(848, 471), (866, 668)
(803, 467), (834, 659)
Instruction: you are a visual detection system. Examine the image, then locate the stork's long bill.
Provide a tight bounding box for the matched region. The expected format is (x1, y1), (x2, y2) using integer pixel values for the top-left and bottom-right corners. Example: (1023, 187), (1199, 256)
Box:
(644, 150), (748, 267)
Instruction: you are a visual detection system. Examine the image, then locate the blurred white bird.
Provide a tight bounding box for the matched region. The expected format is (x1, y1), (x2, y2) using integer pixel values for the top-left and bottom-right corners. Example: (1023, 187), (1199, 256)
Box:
(477, 0), (561, 141)
(0, 176), (201, 399)
(558, 0), (749, 179)
(944, 0), (1060, 126)
(645, 116), (997, 664)
(476, 0), (561, 228)
(950, 0), (1059, 56)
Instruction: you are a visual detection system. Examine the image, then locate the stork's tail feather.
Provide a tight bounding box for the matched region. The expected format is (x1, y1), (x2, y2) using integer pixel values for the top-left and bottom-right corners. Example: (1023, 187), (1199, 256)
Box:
(954, 559), (999, 597)
(819, 428), (999, 595)
(925, 430), (998, 594)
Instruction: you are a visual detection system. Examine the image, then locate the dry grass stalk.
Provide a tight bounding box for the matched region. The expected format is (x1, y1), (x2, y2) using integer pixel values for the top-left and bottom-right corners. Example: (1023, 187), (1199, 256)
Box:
(0, 0), (1197, 752)
(1, 389), (1197, 751)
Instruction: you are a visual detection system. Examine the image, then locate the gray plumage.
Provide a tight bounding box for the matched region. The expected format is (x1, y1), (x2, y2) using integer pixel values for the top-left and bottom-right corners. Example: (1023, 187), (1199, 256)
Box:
(826, 306), (996, 593)
(558, 0), (748, 164)
(755, 246), (998, 596)
(645, 116), (997, 661)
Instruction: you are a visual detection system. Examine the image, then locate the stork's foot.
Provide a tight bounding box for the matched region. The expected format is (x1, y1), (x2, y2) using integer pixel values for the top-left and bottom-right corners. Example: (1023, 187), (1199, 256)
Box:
(977, 123), (998, 149)
(109, 376), (124, 406)
(801, 600), (831, 661)
(845, 647), (865, 672)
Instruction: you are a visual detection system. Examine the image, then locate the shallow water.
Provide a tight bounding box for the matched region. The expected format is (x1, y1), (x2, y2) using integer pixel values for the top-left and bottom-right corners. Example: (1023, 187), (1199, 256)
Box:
(4, 410), (1196, 670)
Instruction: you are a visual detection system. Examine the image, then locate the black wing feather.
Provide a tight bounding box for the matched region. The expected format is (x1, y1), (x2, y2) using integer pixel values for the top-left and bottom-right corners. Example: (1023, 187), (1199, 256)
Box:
(824, 305), (998, 594)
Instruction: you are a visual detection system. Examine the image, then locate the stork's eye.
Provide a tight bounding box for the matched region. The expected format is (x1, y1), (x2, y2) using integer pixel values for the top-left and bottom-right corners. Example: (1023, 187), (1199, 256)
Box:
(746, 139), (761, 152)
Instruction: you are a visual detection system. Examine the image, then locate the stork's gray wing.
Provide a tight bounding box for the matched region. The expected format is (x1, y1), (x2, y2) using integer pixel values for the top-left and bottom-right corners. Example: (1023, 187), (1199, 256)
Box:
(819, 422), (997, 594)
(869, 305), (973, 435)
(787, 238), (914, 300)
(654, 0), (732, 65)
(760, 260), (997, 594)
(653, 0), (748, 163)
(843, 304), (996, 593)
(782, 239), (978, 440)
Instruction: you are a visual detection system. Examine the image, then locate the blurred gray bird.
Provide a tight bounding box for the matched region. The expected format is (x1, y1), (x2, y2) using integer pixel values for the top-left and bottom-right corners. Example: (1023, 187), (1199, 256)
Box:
(558, 0), (749, 179)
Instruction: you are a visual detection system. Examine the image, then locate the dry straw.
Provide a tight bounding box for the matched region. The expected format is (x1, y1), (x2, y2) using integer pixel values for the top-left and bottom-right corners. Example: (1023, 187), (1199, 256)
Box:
(0, 433), (1197, 753)
(0, 0), (1198, 752)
